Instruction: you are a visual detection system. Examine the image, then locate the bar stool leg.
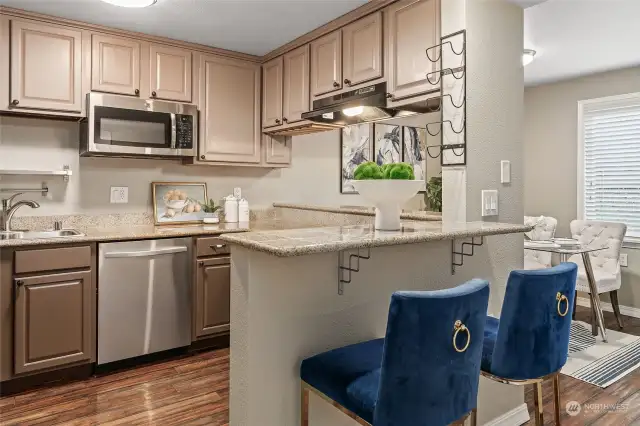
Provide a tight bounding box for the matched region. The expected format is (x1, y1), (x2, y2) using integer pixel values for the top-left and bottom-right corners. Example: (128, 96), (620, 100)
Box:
(532, 381), (544, 426)
(301, 383), (309, 426)
(553, 373), (561, 425)
(470, 408), (477, 426)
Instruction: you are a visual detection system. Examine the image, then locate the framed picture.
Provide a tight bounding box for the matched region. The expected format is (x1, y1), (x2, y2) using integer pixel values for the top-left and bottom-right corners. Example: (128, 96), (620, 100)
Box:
(373, 123), (401, 167)
(341, 123), (373, 194)
(403, 126), (427, 191)
(151, 182), (208, 225)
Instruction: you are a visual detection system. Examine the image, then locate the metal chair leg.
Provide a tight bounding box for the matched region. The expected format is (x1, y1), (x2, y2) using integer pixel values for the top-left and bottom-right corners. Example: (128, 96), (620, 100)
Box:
(470, 408), (477, 426)
(591, 298), (598, 336)
(532, 381), (544, 426)
(301, 383), (309, 426)
(553, 373), (561, 425)
(572, 291), (577, 320)
(610, 290), (624, 329)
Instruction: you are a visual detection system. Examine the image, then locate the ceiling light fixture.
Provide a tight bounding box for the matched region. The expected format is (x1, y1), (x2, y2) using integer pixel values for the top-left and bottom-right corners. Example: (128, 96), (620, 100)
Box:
(342, 106), (364, 117)
(523, 49), (537, 66)
(100, 0), (157, 7)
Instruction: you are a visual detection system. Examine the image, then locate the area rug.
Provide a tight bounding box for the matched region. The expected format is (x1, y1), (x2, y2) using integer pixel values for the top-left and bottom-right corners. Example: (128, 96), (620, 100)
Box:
(561, 321), (640, 388)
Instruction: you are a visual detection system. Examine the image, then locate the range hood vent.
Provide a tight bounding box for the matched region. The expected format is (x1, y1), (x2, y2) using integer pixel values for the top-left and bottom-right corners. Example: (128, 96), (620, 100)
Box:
(300, 82), (440, 127)
(263, 121), (341, 136)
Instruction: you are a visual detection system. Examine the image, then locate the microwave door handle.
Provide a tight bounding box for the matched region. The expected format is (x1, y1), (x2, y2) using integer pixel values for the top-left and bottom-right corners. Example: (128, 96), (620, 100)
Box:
(170, 113), (177, 149)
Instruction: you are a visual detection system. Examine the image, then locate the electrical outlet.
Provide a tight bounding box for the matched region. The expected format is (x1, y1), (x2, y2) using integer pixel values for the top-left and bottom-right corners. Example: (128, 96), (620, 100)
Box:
(110, 187), (128, 204)
(620, 253), (628, 267)
(481, 190), (498, 216)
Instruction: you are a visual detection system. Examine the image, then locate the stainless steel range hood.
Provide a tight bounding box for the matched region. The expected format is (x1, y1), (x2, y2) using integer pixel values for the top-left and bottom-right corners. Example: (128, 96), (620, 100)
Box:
(301, 82), (440, 126)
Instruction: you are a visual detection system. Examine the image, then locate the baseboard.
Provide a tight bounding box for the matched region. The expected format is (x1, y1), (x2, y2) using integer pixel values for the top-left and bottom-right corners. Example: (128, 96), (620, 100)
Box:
(482, 403), (530, 426)
(577, 296), (640, 319)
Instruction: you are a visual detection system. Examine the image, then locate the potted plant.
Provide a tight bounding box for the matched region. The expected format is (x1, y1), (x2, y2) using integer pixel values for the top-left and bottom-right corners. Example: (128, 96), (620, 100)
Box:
(352, 162), (423, 230)
(424, 176), (442, 212)
(200, 199), (222, 224)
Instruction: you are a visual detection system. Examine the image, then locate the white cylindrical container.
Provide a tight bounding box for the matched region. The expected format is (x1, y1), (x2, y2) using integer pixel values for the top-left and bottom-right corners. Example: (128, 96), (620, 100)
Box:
(224, 195), (239, 223)
(238, 198), (250, 222)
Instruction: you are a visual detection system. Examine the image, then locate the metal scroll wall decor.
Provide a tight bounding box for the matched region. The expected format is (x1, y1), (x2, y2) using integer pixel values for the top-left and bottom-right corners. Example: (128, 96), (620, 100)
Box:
(424, 30), (467, 166)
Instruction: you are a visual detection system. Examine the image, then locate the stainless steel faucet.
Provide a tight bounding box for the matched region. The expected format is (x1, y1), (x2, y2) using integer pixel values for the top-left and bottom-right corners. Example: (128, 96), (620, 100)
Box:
(1, 193), (40, 232)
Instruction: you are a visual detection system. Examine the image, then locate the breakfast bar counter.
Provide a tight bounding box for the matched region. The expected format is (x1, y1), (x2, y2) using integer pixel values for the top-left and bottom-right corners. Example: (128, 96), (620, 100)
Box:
(220, 221), (533, 426)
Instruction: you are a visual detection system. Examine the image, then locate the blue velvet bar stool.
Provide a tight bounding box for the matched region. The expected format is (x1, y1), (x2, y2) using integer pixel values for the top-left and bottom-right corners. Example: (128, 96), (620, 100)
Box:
(300, 278), (490, 426)
(480, 263), (578, 426)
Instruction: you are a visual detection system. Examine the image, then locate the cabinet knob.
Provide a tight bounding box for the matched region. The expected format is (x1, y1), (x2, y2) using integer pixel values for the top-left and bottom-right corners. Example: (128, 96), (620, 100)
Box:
(134, 89), (140, 96)
(200, 155), (205, 160)
(198, 261), (204, 267)
(344, 79), (352, 86)
(275, 119), (281, 124)
(385, 93), (393, 99)
(15, 280), (24, 286)
(282, 117), (288, 123)
(11, 99), (19, 106)
(151, 91), (157, 98)
(333, 81), (340, 88)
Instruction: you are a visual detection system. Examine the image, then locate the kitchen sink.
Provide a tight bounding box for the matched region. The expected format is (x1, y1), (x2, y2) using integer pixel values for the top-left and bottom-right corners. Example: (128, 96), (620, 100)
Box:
(0, 229), (84, 240)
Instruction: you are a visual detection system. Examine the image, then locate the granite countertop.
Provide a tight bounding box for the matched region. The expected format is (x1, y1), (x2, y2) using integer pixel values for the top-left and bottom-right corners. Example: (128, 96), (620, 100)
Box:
(0, 218), (354, 248)
(219, 221), (532, 257)
(273, 203), (442, 221)
(0, 223), (254, 248)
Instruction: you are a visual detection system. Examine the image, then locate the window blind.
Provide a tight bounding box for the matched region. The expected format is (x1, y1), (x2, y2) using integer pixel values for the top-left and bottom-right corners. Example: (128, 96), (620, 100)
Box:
(582, 95), (640, 240)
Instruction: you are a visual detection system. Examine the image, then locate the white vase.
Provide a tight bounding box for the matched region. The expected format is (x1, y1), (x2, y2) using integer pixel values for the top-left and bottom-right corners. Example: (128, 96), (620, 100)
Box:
(352, 180), (424, 231)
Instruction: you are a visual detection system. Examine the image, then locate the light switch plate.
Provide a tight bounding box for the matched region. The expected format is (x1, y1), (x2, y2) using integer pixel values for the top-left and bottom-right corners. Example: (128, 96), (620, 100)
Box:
(481, 190), (499, 217)
(110, 186), (128, 204)
(501, 160), (511, 184)
(620, 253), (628, 267)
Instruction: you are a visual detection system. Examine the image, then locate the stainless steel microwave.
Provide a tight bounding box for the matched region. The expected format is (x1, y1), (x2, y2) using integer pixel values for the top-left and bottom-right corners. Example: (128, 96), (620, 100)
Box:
(80, 93), (197, 159)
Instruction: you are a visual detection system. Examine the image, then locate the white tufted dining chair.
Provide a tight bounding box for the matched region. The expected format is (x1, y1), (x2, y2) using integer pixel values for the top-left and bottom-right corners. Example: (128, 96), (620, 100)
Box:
(524, 215), (558, 270)
(569, 220), (627, 329)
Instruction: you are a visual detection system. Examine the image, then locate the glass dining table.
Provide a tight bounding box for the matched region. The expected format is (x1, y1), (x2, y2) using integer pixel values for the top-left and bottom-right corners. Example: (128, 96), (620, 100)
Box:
(524, 241), (609, 342)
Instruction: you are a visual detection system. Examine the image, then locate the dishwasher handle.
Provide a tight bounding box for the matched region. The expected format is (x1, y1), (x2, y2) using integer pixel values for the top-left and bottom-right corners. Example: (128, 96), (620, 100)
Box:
(103, 246), (188, 258)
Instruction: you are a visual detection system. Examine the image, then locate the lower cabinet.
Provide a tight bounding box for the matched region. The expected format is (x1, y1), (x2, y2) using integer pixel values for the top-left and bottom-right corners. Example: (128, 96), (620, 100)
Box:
(14, 270), (93, 375)
(194, 256), (230, 338)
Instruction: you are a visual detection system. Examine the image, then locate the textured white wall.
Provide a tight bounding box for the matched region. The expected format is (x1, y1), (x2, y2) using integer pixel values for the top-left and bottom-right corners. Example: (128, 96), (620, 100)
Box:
(0, 116), (424, 215)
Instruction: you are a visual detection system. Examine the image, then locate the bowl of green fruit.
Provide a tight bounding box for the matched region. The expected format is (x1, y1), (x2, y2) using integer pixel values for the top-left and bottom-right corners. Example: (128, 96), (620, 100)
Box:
(352, 162), (423, 231)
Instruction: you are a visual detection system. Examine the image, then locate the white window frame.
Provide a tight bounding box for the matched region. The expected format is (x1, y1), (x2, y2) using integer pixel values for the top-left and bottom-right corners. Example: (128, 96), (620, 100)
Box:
(577, 92), (640, 247)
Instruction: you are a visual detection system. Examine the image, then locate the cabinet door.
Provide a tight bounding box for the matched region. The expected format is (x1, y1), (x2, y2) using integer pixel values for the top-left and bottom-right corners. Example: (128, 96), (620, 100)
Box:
(263, 134), (292, 165)
(199, 54), (261, 163)
(14, 271), (93, 375)
(262, 56), (283, 128)
(282, 45), (309, 124)
(195, 258), (230, 338)
(386, 0), (440, 100)
(91, 34), (140, 96)
(310, 30), (342, 97)
(343, 12), (383, 87)
(149, 44), (192, 102)
(10, 19), (82, 112)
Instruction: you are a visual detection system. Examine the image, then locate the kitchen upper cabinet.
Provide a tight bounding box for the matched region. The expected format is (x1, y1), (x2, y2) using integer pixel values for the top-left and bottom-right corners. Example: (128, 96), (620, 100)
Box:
(149, 44), (192, 102)
(14, 271), (93, 375)
(199, 54), (261, 163)
(9, 19), (82, 112)
(310, 30), (342, 97)
(386, 0), (440, 101)
(342, 12), (383, 88)
(262, 56), (283, 128)
(263, 134), (292, 165)
(282, 45), (310, 124)
(91, 34), (140, 96)
(194, 257), (230, 338)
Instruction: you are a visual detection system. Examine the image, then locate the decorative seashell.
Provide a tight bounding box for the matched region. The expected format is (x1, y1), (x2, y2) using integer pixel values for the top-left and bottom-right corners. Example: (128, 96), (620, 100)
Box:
(185, 204), (195, 213)
(194, 204), (202, 212)
(165, 209), (175, 218)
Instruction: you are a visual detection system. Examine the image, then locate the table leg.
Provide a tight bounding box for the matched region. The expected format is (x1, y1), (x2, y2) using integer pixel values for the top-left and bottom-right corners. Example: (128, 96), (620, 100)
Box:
(582, 252), (608, 342)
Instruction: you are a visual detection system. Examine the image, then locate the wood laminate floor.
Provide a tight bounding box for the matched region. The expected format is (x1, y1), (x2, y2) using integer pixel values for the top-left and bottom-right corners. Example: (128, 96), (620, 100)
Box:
(0, 306), (638, 426)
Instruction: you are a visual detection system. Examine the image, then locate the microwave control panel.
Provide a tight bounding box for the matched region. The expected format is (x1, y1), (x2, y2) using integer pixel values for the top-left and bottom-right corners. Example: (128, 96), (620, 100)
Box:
(175, 115), (194, 149)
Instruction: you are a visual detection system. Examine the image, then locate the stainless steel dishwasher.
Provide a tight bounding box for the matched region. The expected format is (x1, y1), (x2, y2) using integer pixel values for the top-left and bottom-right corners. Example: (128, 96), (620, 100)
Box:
(98, 238), (192, 365)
